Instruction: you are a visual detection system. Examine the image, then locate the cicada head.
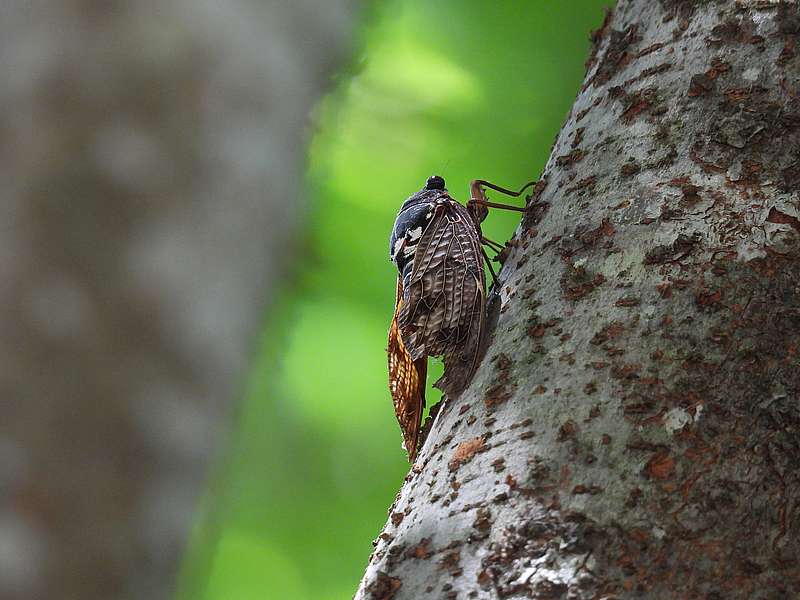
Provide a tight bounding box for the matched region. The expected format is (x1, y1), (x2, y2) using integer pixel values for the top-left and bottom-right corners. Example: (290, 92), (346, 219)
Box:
(389, 175), (449, 279)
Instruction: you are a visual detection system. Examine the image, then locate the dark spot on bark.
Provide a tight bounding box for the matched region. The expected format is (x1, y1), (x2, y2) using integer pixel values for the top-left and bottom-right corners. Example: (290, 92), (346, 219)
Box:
(688, 73), (714, 96)
(406, 537), (432, 560)
(617, 87), (658, 122)
(708, 15), (762, 47)
(584, 381), (597, 395)
(367, 572), (402, 600)
(695, 288), (723, 310)
(615, 296), (641, 307)
(484, 354), (515, 409)
(588, 22), (641, 88)
(522, 196), (549, 229)
(438, 551), (461, 575)
(612, 363), (641, 380)
(778, 37), (797, 65)
(562, 265), (606, 301)
(643, 233), (700, 265)
(591, 321), (625, 345)
(623, 61), (672, 87)
(573, 484), (603, 495)
(565, 175), (597, 195)
(705, 56), (731, 82)
(572, 127), (585, 148)
(528, 324), (546, 338)
(556, 148), (586, 167)
(510, 417), (534, 430)
(390, 511), (404, 526)
(557, 419), (578, 441)
(473, 506), (492, 532)
(621, 160), (641, 176)
(625, 487), (642, 508)
(766, 207), (800, 234)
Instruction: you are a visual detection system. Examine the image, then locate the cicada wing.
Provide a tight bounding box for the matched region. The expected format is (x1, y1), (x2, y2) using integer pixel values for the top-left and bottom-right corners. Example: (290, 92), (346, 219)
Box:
(388, 278), (426, 462)
(400, 198), (487, 394)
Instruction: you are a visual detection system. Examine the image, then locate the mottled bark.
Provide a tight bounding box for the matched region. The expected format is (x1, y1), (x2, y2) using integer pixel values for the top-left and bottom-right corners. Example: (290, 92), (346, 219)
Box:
(357, 1), (800, 598)
(0, 2), (353, 599)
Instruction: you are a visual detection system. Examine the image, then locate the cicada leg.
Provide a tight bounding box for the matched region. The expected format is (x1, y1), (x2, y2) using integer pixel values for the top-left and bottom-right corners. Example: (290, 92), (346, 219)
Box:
(467, 179), (537, 226)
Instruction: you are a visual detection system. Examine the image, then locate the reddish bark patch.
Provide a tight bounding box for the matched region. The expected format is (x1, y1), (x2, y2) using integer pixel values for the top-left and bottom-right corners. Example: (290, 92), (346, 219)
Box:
(484, 353), (515, 409)
(621, 160), (641, 176)
(766, 207), (800, 234)
(617, 88), (657, 122)
(644, 451), (675, 480)
(528, 324), (546, 338)
(406, 537), (432, 560)
(563, 270), (606, 301)
(591, 321), (625, 345)
(556, 148), (586, 167)
(473, 506), (492, 532)
(611, 363), (641, 379)
(615, 296), (641, 307)
(448, 437), (485, 471)
(573, 484), (603, 495)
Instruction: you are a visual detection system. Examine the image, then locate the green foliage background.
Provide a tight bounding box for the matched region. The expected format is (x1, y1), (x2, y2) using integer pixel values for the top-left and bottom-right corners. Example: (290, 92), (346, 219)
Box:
(178, 2), (609, 599)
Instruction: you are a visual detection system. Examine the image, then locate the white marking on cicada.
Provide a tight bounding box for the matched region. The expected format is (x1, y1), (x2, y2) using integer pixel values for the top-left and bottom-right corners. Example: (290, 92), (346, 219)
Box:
(407, 226), (423, 241)
(392, 237), (404, 260)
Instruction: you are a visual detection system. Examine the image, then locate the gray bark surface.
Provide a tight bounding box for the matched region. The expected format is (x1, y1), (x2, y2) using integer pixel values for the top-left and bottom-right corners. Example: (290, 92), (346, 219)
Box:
(0, 2), (353, 599)
(356, 1), (800, 598)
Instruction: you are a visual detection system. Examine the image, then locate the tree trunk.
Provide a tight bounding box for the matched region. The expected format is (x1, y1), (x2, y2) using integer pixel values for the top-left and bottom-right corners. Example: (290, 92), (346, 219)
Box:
(356, 1), (800, 598)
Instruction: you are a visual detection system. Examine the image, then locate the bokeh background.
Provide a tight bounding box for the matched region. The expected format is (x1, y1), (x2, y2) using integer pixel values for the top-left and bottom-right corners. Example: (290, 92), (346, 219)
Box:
(180, 2), (609, 599)
(0, 1), (608, 600)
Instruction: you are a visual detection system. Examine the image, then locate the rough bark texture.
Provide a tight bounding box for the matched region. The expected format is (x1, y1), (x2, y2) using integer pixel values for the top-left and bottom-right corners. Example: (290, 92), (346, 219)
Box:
(356, 1), (800, 598)
(0, 2), (353, 599)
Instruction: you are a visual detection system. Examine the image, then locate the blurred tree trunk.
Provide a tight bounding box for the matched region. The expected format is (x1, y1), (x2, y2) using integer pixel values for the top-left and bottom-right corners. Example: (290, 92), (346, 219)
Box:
(0, 2), (354, 599)
(357, 1), (800, 598)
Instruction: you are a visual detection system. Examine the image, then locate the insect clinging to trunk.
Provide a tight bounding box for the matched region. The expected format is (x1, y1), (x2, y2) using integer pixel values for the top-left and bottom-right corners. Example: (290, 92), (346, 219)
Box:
(387, 175), (536, 461)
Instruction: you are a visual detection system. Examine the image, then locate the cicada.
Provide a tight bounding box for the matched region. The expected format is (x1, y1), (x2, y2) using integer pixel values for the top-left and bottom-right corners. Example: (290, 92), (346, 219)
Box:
(387, 175), (535, 461)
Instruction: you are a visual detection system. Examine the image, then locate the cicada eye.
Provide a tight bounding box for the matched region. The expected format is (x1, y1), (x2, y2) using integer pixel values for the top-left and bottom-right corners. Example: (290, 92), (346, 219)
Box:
(425, 175), (445, 190)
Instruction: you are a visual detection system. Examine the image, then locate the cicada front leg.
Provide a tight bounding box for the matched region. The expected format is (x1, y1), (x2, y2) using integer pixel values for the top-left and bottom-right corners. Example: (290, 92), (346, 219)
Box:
(467, 178), (537, 288)
(467, 179), (536, 226)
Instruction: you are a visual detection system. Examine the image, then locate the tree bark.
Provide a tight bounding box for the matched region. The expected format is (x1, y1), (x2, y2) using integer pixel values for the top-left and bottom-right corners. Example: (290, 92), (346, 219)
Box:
(356, 1), (800, 598)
